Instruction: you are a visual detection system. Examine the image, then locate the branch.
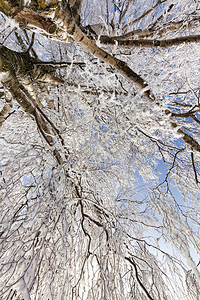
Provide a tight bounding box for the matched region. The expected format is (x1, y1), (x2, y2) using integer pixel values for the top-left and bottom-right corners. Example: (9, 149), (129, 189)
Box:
(122, 0), (167, 32)
(99, 34), (200, 48)
(69, 0), (83, 16)
(125, 257), (154, 300)
(0, 46), (65, 164)
(0, 46), (64, 85)
(111, 9), (200, 41)
(1, 5), (154, 101)
(55, 9), (155, 101)
(191, 152), (199, 184)
(34, 61), (86, 67)
(0, 91), (12, 127)
(119, 0), (131, 25)
(55, 9), (200, 152)
(14, 7), (57, 33)
(2, 7), (199, 154)
(174, 126), (200, 152)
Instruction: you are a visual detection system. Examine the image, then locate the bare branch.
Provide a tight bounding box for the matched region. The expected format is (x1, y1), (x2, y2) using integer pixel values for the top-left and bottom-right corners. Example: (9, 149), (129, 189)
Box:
(99, 34), (200, 48)
(191, 152), (199, 184)
(14, 7), (57, 33)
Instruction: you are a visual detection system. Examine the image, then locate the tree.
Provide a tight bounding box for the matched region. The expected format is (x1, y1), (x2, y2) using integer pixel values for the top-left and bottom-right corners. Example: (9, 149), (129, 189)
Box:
(0, 0), (200, 299)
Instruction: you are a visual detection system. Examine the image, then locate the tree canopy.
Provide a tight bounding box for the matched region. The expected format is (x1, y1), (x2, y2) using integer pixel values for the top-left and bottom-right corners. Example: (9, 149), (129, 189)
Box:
(0, 0), (200, 299)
